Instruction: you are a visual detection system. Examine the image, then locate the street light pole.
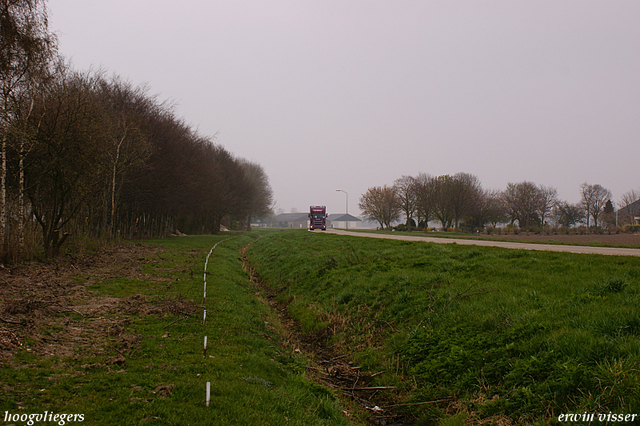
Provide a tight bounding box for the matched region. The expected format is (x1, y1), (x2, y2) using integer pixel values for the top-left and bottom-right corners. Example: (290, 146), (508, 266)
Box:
(336, 189), (348, 229)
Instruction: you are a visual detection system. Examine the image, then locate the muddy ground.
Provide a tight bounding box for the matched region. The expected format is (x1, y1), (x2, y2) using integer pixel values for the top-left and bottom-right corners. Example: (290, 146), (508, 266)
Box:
(0, 245), (196, 366)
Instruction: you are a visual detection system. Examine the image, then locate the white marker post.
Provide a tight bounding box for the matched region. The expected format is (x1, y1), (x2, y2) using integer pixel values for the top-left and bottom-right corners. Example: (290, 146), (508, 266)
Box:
(206, 382), (211, 407)
(203, 309), (207, 327)
(204, 336), (207, 357)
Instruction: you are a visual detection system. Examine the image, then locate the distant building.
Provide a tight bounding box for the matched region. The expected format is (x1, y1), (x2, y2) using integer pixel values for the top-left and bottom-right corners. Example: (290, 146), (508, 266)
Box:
(269, 212), (309, 228)
(250, 218), (269, 228)
(619, 199), (640, 225)
(327, 213), (362, 229)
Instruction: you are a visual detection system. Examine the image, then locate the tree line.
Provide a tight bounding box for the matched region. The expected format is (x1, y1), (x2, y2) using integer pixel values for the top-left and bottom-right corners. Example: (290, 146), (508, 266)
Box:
(359, 173), (639, 233)
(1, 0), (273, 260)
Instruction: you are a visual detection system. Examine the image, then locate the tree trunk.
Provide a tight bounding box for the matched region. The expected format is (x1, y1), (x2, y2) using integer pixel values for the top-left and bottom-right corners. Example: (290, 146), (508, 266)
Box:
(17, 148), (25, 254)
(110, 132), (126, 236)
(0, 130), (6, 256)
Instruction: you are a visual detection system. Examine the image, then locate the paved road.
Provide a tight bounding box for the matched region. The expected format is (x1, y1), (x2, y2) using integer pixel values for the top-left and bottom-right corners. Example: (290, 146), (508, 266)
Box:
(325, 229), (640, 257)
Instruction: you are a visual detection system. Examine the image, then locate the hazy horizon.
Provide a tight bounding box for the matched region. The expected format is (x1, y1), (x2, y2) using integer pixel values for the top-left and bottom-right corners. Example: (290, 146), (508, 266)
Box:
(48, 1), (640, 215)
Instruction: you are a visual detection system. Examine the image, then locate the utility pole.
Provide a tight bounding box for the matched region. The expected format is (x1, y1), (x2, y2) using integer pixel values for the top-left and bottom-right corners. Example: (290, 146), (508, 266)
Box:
(336, 189), (348, 229)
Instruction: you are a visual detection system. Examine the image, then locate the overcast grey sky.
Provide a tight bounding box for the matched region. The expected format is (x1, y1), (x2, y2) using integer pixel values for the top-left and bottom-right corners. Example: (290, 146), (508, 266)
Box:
(47, 0), (640, 216)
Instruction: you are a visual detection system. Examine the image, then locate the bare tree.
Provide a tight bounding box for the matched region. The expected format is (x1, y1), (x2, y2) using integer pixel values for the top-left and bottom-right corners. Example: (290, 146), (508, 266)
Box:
(393, 175), (417, 231)
(450, 172), (482, 231)
(554, 201), (585, 228)
(580, 182), (611, 230)
(238, 159), (274, 231)
(537, 185), (558, 227)
(1, 0), (56, 258)
(467, 188), (506, 229)
(413, 173), (433, 230)
(617, 188), (639, 226)
(502, 181), (541, 231)
(26, 66), (105, 256)
(95, 75), (151, 236)
(358, 186), (401, 230)
(431, 175), (455, 230)
(591, 186), (612, 230)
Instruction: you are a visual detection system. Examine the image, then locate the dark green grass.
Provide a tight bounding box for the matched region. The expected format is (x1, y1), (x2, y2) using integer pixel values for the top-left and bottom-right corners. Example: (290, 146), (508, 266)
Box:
(0, 233), (354, 425)
(245, 229), (640, 425)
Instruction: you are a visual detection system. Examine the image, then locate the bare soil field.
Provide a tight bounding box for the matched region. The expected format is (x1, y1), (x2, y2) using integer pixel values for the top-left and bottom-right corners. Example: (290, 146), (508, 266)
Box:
(459, 232), (640, 246)
(0, 245), (196, 364)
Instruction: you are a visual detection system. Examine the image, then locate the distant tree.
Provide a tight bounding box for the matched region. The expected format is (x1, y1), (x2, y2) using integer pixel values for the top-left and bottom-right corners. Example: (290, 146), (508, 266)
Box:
(554, 201), (584, 228)
(537, 185), (558, 227)
(501, 181), (541, 231)
(431, 175), (455, 230)
(238, 159), (274, 231)
(580, 183), (611, 230)
(413, 173), (434, 230)
(617, 188), (639, 226)
(449, 172), (482, 231)
(198, 142), (248, 234)
(602, 199), (615, 228)
(467, 188), (506, 229)
(358, 185), (401, 230)
(393, 175), (417, 231)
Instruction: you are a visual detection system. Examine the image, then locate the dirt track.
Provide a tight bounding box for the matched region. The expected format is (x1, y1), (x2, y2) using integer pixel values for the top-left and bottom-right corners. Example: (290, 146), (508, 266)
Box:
(326, 229), (640, 257)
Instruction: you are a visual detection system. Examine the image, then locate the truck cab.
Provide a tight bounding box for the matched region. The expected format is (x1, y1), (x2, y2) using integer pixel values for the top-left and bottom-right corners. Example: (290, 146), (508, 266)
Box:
(309, 206), (327, 230)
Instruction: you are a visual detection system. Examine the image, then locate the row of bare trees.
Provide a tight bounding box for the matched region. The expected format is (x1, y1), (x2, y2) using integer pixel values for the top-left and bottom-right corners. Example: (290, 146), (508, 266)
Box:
(359, 174), (638, 232)
(1, 1), (273, 260)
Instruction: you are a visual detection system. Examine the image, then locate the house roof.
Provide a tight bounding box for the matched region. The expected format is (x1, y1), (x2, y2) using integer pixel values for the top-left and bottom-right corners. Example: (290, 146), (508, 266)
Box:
(327, 213), (362, 222)
(621, 199), (640, 215)
(274, 212), (308, 222)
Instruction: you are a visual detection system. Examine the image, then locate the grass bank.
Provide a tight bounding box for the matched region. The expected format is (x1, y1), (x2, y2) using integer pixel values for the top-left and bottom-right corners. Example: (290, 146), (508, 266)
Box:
(0, 233), (355, 425)
(245, 229), (640, 425)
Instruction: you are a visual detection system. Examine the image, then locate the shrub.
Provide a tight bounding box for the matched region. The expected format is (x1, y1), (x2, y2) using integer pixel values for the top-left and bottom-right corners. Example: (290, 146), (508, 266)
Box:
(394, 223), (409, 232)
(623, 224), (640, 234)
(589, 226), (604, 234)
(605, 225), (622, 235)
(529, 226), (542, 235)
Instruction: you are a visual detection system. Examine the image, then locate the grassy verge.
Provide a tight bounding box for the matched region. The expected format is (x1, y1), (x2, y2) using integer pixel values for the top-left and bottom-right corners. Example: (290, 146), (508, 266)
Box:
(0, 233), (355, 425)
(350, 229), (640, 249)
(245, 229), (640, 425)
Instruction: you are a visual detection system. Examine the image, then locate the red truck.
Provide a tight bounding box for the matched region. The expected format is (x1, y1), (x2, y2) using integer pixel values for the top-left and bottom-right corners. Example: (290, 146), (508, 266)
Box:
(308, 206), (327, 231)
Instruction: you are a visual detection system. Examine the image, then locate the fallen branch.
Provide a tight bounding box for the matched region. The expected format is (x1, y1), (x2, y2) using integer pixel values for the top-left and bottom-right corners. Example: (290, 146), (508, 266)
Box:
(454, 282), (497, 300)
(380, 397), (454, 408)
(0, 316), (23, 326)
(351, 386), (396, 391)
(163, 315), (187, 329)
